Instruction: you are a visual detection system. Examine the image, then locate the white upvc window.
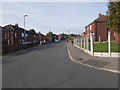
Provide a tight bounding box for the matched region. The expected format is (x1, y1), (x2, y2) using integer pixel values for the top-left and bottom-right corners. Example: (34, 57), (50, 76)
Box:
(114, 33), (115, 36)
(20, 40), (21, 43)
(26, 34), (28, 37)
(22, 33), (24, 37)
(87, 27), (89, 31)
(15, 33), (17, 38)
(92, 32), (94, 35)
(87, 32), (90, 35)
(90, 25), (92, 30)
(8, 40), (10, 45)
(5, 33), (7, 39)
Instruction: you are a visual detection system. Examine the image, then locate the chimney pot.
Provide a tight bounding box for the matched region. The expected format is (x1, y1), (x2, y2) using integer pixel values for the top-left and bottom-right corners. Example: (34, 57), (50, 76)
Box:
(98, 13), (102, 17)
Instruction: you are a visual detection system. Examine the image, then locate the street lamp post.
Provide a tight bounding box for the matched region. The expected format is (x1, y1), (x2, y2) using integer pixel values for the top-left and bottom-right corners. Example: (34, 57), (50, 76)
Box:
(24, 14), (28, 41)
(24, 14), (28, 49)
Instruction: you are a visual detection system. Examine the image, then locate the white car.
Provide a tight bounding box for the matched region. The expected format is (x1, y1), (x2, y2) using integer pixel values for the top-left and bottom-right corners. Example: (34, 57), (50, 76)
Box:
(54, 39), (58, 43)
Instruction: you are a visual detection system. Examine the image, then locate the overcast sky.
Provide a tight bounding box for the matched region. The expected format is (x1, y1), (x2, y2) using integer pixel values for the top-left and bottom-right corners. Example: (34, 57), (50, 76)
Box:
(1, 2), (108, 35)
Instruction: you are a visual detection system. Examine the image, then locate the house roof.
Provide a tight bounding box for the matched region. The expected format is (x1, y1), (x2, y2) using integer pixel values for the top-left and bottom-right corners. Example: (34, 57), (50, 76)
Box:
(29, 29), (36, 34)
(82, 32), (85, 34)
(37, 32), (45, 37)
(69, 34), (77, 37)
(3, 24), (25, 32)
(85, 15), (107, 28)
(41, 34), (45, 37)
(59, 33), (68, 36)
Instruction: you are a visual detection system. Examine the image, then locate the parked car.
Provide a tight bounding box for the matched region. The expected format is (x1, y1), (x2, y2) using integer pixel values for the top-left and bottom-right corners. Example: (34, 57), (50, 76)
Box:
(54, 39), (58, 43)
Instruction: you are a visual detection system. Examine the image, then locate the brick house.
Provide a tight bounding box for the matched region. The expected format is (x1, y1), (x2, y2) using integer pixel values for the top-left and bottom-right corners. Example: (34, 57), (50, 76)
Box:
(2, 24), (25, 53)
(85, 13), (115, 42)
(58, 33), (68, 41)
(81, 32), (85, 37)
(68, 34), (77, 38)
(76, 34), (81, 38)
(37, 32), (46, 45)
(2, 24), (39, 54)
(28, 29), (39, 46)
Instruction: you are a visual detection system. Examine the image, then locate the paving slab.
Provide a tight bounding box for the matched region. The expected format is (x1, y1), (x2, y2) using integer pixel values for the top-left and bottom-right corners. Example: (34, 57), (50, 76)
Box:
(83, 60), (110, 68)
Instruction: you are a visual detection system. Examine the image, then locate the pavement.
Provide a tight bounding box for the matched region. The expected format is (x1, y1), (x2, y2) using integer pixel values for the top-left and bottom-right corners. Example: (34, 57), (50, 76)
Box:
(2, 41), (118, 88)
(66, 43), (119, 73)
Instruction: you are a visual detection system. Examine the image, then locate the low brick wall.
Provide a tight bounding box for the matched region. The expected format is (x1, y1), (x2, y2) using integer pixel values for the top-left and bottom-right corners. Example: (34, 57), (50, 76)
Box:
(2, 42), (39, 54)
(2, 45), (10, 54)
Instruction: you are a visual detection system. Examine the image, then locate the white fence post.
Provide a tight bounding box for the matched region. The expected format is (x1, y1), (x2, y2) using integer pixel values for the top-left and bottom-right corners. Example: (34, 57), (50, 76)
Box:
(81, 37), (82, 48)
(75, 38), (76, 45)
(108, 31), (111, 57)
(84, 37), (85, 49)
(74, 38), (75, 45)
(73, 38), (75, 45)
(77, 38), (78, 46)
(78, 37), (80, 47)
(86, 36), (89, 52)
(76, 38), (77, 46)
(77, 38), (79, 46)
(90, 33), (94, 56)
(75, 38), (77, 45)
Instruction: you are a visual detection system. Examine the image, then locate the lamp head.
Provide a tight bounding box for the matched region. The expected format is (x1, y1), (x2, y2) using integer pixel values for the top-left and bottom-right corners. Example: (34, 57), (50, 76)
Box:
(24, 14), (28, 17)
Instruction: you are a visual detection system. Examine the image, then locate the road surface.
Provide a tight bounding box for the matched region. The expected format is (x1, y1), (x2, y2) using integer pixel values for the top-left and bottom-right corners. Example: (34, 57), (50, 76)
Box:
(2, 41), (118, 88)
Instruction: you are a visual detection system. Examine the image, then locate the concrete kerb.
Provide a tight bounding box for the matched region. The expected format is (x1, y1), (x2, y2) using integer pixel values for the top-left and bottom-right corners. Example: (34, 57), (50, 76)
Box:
(66, 43), (120, 74)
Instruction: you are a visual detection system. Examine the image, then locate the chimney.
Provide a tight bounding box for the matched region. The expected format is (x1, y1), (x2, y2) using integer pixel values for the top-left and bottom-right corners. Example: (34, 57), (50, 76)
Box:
(98, 13), (102, 17)
(15, 24), (19, 27)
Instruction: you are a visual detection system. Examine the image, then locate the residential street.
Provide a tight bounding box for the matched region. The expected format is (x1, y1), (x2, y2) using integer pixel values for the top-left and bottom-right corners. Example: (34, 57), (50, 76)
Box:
(2, 41), (118, 88)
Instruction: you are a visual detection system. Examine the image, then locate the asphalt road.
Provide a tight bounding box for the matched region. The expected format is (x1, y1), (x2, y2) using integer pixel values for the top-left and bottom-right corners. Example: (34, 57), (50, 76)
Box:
(2, 41), (118, 88)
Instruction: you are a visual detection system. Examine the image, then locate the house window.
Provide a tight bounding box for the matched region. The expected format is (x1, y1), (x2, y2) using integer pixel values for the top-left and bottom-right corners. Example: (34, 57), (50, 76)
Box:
(92, 32), (94, 35)
(90, 25), (92, 30)
(114, 33), (115, 36)
(20, 40), (21, 43)
(87, 27), (89, 31)
(15, 33), (17, 38)
(22, 33), (24, 37)
(26, 34), (28, 37)
(8, 40), (10, 45)
(4, 33), (7, 39)
(22, 40), (24, 42)
(87, 32), (90, 35)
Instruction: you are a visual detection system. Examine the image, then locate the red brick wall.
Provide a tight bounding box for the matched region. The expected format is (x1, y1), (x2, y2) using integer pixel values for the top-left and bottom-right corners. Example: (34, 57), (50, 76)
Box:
(96, 22), (107, 42)
(110, 31), (115, 41)
(115, 32), (120, 43)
